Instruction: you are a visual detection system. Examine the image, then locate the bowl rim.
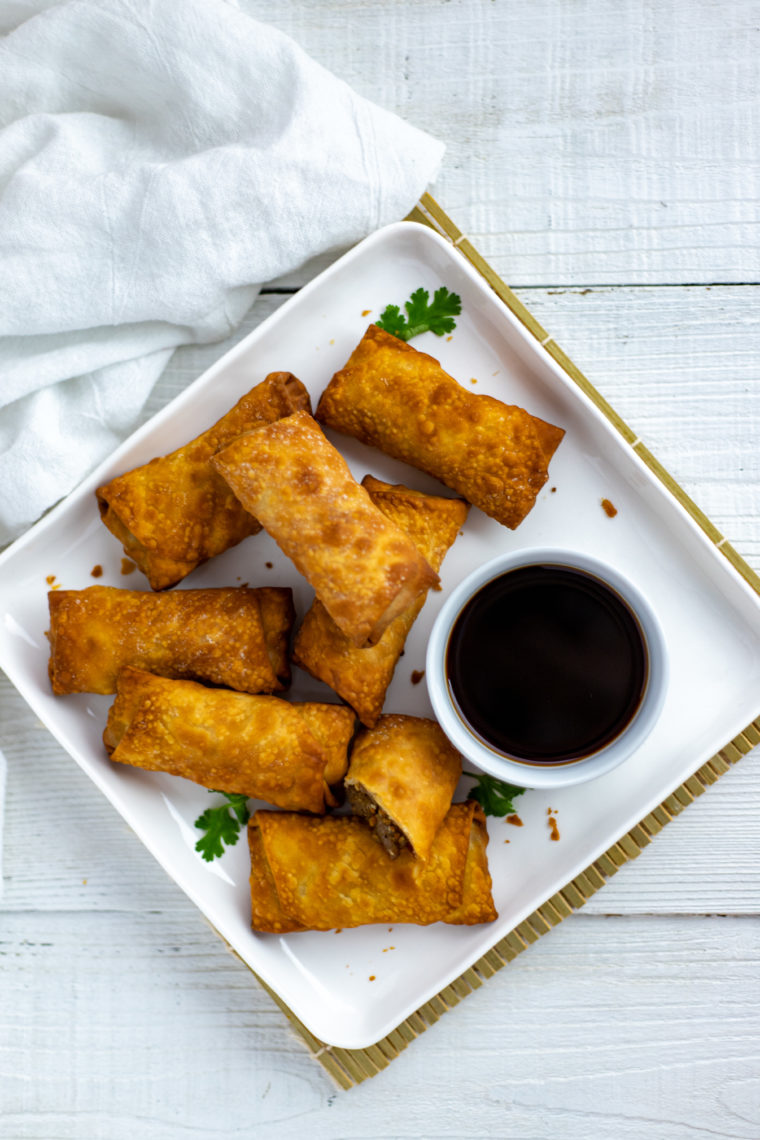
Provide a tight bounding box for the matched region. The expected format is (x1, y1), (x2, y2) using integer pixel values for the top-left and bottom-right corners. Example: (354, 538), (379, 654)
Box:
(426, 546), (669, 789)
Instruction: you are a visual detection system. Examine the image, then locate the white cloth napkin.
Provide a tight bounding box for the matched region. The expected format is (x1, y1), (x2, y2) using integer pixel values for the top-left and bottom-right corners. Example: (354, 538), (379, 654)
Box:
(0, 0), (444, 546)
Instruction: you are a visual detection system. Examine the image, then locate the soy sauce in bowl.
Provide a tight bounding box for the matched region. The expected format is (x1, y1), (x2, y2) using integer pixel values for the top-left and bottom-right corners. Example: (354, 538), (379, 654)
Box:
(445, 564), (648, 764)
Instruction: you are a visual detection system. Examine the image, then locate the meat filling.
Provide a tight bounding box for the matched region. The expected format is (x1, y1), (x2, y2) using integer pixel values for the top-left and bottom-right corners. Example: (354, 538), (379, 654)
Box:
(346, 781), (409, 859)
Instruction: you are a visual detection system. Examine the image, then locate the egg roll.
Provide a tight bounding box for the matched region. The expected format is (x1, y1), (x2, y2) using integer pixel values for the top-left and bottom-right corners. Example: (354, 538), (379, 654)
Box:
(47, 585), (294, 696)
(248, 801), (496, 933)
(316, 325), (564, 529)
(96, 372), (311, 590)
(292, 477), (468, 725)
(344, 715), (462, 860)
(104, 667), (355, 813)
(211, 410), (439, 647)
(292, 701), (355, 798)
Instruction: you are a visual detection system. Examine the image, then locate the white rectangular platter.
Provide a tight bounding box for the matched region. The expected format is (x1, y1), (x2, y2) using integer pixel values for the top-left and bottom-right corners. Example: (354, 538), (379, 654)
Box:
(2, 221), (760, 1050)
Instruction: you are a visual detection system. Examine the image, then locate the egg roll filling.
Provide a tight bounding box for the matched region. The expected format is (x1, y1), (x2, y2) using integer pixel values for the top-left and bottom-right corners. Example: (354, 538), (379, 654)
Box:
(345, 780), (408, 858)
(343, 714), (462, 861)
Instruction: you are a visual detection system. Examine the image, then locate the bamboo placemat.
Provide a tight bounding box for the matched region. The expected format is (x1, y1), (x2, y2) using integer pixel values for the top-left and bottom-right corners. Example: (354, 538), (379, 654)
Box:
(244, 194), (760, 1089)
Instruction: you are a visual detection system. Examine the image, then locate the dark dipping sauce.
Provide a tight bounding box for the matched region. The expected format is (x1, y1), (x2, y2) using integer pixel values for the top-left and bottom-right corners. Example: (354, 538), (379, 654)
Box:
(446, 564), (648, 764)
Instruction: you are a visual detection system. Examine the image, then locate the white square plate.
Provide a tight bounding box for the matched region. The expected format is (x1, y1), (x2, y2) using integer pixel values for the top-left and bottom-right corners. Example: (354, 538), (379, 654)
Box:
(2, 221), (760, 1049)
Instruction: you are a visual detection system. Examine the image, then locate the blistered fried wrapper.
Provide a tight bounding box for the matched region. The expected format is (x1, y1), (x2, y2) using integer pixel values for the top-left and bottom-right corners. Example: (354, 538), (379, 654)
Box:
(104, 667), (354, 813)
(248, 801), (497, 933)
(293, 477), (468, 725)
(316, 325), (564, 529)
(48, 585), (294, 696)
(211, 410), (439, 647)
(96, 373), (311, 590)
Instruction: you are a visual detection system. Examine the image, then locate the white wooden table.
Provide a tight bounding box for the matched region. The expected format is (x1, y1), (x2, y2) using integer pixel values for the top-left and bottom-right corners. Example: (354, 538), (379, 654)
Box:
(2, 1), (759, 1135)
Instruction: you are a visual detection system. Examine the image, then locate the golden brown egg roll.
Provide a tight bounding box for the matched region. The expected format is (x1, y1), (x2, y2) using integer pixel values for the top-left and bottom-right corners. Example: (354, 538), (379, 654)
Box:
(210, 410), (439, 647)
(292, 701), (356, 799)
(344, 715), (463, 860)
(96, 372), (311, 590)
(104, 667), (354, 813)
(315, 325), (564, 529)
(248, 801), (496, 933)
(47, 585), (294, 696)
(292, 477), (468, 725)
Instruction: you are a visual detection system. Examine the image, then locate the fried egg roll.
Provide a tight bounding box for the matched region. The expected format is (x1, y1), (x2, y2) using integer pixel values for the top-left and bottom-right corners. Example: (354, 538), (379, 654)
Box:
(96, 372), (311, 590)
(292, 701), (355, 796)
(292, 477), (468, 725)
(316, 325), (564, 529)
(211, 410), (439, 647)
(344, 715), (462, 860)
(248, 801), (496, 933)
(48, 585), (294, 696)
(104, 667), (355, 813)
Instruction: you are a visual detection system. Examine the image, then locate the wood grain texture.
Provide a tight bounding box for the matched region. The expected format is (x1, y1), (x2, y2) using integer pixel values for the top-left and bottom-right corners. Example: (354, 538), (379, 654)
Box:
(0, 908), (758, 1138)
(3, 0), (760, 1131)
(240, 0), (760, 287)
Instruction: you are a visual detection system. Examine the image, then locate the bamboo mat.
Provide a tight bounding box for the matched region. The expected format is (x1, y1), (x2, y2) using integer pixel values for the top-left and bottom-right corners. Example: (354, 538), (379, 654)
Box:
(243, 195), (760, 1089)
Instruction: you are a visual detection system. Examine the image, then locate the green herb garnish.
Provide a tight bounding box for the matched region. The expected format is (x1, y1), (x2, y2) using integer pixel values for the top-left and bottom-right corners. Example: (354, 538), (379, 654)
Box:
(194, 792), (250, 862)
(377, 286), (462, 341)
(464, 771), (526, 817)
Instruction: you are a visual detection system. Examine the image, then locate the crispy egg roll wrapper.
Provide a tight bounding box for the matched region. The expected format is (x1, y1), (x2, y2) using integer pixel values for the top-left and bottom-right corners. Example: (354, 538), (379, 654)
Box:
(316, 325), (564, 529)
(344, 715), (462, 861)
(211, 410), (439, 646)
(248, 801), (496, 933)
(104, 667), (354, 813)
(292, 701), (356, 796)
(96, 372), (311, 590)
(293, 477), (468, 725)
(47, 585), (294, 695)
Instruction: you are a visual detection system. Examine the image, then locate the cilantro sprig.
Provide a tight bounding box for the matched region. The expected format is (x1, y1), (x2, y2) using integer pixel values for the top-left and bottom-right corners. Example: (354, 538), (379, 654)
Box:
(464, 771), (526, 817)
(194, 792), (250, 862)
(377, 286), (462, 341)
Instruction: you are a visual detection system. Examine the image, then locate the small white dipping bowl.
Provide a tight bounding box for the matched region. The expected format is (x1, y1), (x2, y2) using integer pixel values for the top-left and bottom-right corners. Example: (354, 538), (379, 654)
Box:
(426, 548), (668, 789)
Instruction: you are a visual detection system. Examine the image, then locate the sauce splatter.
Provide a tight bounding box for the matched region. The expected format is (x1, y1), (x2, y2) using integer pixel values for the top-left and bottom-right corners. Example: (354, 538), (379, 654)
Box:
(601, 498), (618, 518)
(547, 808), (560, 841)
(470, 377), (478, 385)
(120, 558), (136, 575)
(551, 486), (557, 493)
(506, 814), (523, 827)
(368, 975), (376, 981)
(411, 669), (425, 685)
(382, 946), (396, 952)
(45, 575), (56, 585)
(265, 562), (273, 569)
(90, 564), (103, 578)
(362, 309), (371, 317)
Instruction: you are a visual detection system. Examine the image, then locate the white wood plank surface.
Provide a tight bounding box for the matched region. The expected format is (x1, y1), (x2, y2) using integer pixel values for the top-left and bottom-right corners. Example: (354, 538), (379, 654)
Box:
(2, 0), (760, 1135)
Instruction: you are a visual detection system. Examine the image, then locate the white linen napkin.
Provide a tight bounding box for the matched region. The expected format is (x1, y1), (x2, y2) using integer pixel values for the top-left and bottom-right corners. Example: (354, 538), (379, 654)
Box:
(0, 0), (444, 546)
